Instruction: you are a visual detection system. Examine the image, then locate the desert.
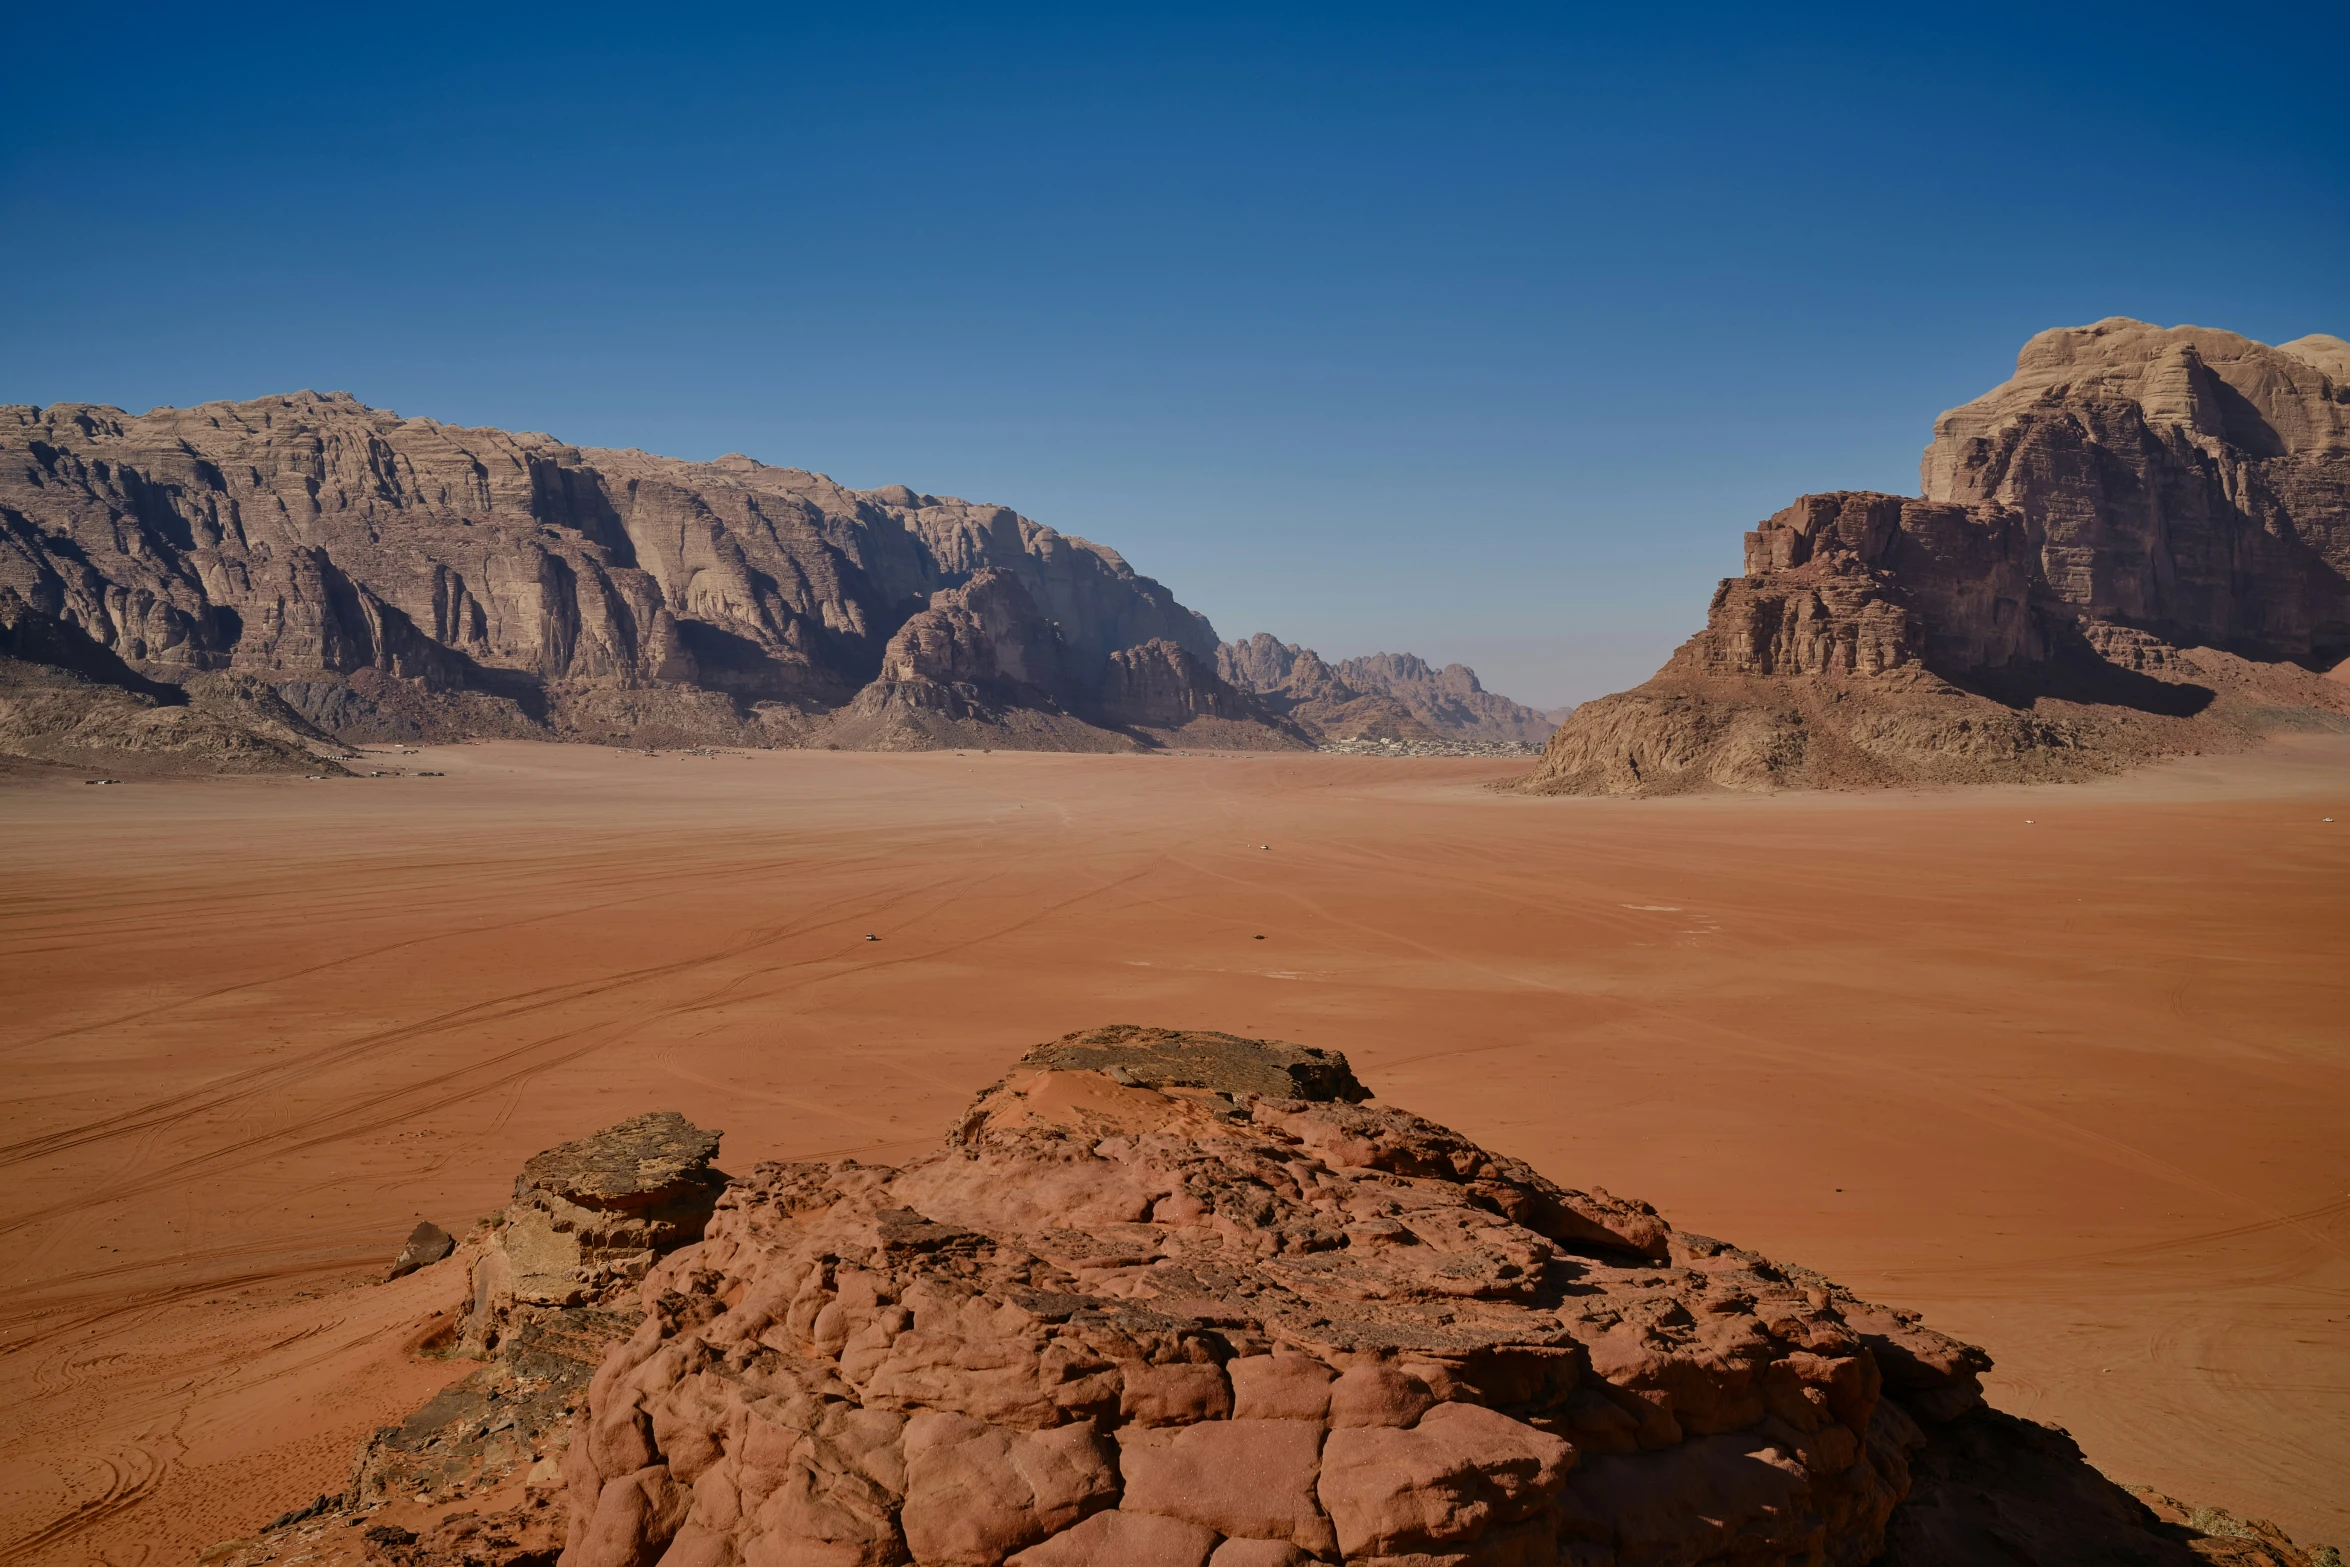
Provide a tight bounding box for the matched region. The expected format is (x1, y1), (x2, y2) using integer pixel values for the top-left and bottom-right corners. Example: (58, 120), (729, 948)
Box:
(7, 9), (2348, 1560)
(3, 737), (2344, 1562)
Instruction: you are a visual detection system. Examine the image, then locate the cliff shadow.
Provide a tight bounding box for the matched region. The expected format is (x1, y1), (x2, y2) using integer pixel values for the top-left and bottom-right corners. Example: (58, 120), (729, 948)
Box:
(443, 655), (551, 722)
(0, 594), (187, 704)
(1882, 1404), (2209, 1566)
(1947, 628), (2216, 718)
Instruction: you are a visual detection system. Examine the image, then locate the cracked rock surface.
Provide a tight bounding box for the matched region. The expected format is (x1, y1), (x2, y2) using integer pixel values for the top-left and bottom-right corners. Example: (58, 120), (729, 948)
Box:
(212, 1035), (2341, 1567)
(557, 1033), (1971, 1566)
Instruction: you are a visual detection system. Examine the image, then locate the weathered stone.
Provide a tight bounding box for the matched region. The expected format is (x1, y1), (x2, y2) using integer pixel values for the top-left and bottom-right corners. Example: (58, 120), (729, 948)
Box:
(222, 1028), (2340, 1567)
(1008, 1510), (1219, 1567)
(542, 1032), (1982, 1566)
(0, 393), (1287, 759)
(461, 1111), (726, 1357)
(1527, 320), (2350, 796)
(1014, 1025), (1368, 1104)
(386, 1219), (455, 1281)
(1117, 1418), (1336, 1553)
(1218, 635), (1558, 745)
(900, 1413), (1119, 1565)
(517, 1111), (724, 1213)
(1226, 1352), (1333, 1421)
(1319, 1402), (1574, 1558)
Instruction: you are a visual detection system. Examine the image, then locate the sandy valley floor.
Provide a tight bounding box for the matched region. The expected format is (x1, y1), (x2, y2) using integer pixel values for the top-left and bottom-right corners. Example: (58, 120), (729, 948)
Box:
(1, 739), (2345, 1561)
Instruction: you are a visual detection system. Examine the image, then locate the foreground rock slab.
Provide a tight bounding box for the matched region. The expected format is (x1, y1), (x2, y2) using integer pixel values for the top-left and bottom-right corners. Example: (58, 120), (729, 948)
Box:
(555, 1030), (1949, 1566)
(213, 1034), (2344, 1567)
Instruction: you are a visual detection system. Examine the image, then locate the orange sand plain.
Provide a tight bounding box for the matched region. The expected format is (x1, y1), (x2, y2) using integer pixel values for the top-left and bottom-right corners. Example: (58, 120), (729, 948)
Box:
(2, 739), (2346, 1561)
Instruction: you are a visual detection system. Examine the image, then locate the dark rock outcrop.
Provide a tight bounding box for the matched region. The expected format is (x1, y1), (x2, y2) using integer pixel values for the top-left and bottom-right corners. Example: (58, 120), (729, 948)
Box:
(1218, 635), (1558, 745)
(0, 394), (1309, 760)
(388, 1221), (456, 1283)
(1014, 1025), (1371, 1104)
(1528, 321), (2350, 794)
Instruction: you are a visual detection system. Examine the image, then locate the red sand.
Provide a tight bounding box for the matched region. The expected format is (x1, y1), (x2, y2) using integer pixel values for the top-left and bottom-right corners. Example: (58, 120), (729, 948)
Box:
(2, 739), (2345, 1560)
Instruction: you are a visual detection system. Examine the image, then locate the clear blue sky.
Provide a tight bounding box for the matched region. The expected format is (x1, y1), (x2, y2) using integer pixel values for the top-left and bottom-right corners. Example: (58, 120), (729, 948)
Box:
(5, 3), (2343, 706)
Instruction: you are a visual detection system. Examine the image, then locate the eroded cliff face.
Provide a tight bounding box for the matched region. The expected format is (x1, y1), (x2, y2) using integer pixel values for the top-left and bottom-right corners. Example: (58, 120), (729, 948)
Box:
(1216, 636), (1557, 745)
(1922, 319), (2350, 664)
(0, 393), (1255, 761)
(1097, 641), (1313, 750)
(1527, 321), (2350, 796)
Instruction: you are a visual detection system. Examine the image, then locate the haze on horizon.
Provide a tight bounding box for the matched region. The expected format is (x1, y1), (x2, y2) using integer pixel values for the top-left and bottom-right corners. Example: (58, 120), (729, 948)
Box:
(4, 2), (2343, 708)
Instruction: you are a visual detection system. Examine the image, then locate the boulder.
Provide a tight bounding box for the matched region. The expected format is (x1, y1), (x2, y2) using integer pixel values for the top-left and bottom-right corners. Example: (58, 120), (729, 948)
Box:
(387, 1220), (456, 1281)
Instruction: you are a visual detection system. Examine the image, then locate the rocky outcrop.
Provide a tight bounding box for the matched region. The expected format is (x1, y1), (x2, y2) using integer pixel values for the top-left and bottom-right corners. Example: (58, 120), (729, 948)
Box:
(1528, 321), (2350, 795)
(1703, 494), (2041, 679)
(1, 587), (350, 775)
(803, 571), (1136, 753)
(1922, 319), (2350, 663)
(878, 571), (1076, 704)
(557, 1030), (1940, 1567)
(1218, 635), (1557, 745)
(1096, 641), (1313, 749)
(528, 1028), (2336, 1567)
(215, 1035), (2344, 1567)
(459, 1112), (728, 1358)
(202, 1116), (735, 1567)
(0, 393), (1299, 759)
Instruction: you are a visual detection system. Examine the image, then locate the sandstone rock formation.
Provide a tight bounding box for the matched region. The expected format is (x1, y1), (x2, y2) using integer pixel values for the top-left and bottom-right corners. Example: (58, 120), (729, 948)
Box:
(1218, 636), (1557, 746)
(544, 1033), (1933, 1567)
(459, 1111), (729, 1357)
(216, 1034), (2342, 1567)
(0, 394), (1302, 760)
(1923, 320), (2350, 662)
(313, 1114), (733, 1567)
(801, 576), (1305, 752)
(0, 588), (350, 776)
(1528, 321), (2350, 794)
(1095, 641), (1312, 750)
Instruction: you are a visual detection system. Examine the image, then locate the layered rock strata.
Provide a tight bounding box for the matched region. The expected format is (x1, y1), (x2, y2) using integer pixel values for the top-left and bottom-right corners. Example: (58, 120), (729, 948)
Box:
(459, 1111), (729, 1357)
(0, 394), (1301, 760)
(1218, 636), (1558, 745)
(1, 589), (351, 776)
(1095, 641), (1312, 750)
(1923, 320), (2350, 661)
(1528, 321), (2350, 794)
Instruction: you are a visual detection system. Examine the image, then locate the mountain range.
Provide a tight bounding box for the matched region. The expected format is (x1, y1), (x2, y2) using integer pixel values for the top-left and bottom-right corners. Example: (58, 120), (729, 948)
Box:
(11, 317), (2343, 788)
(0, 394), (1552, 772)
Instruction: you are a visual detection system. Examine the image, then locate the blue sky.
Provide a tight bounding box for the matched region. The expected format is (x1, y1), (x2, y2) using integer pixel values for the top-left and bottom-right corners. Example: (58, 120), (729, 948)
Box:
(5, 3), (2343, 706)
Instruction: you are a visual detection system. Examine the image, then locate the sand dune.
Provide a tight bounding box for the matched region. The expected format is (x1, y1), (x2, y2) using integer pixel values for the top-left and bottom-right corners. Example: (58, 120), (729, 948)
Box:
(1, 739), (2344, 1560)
